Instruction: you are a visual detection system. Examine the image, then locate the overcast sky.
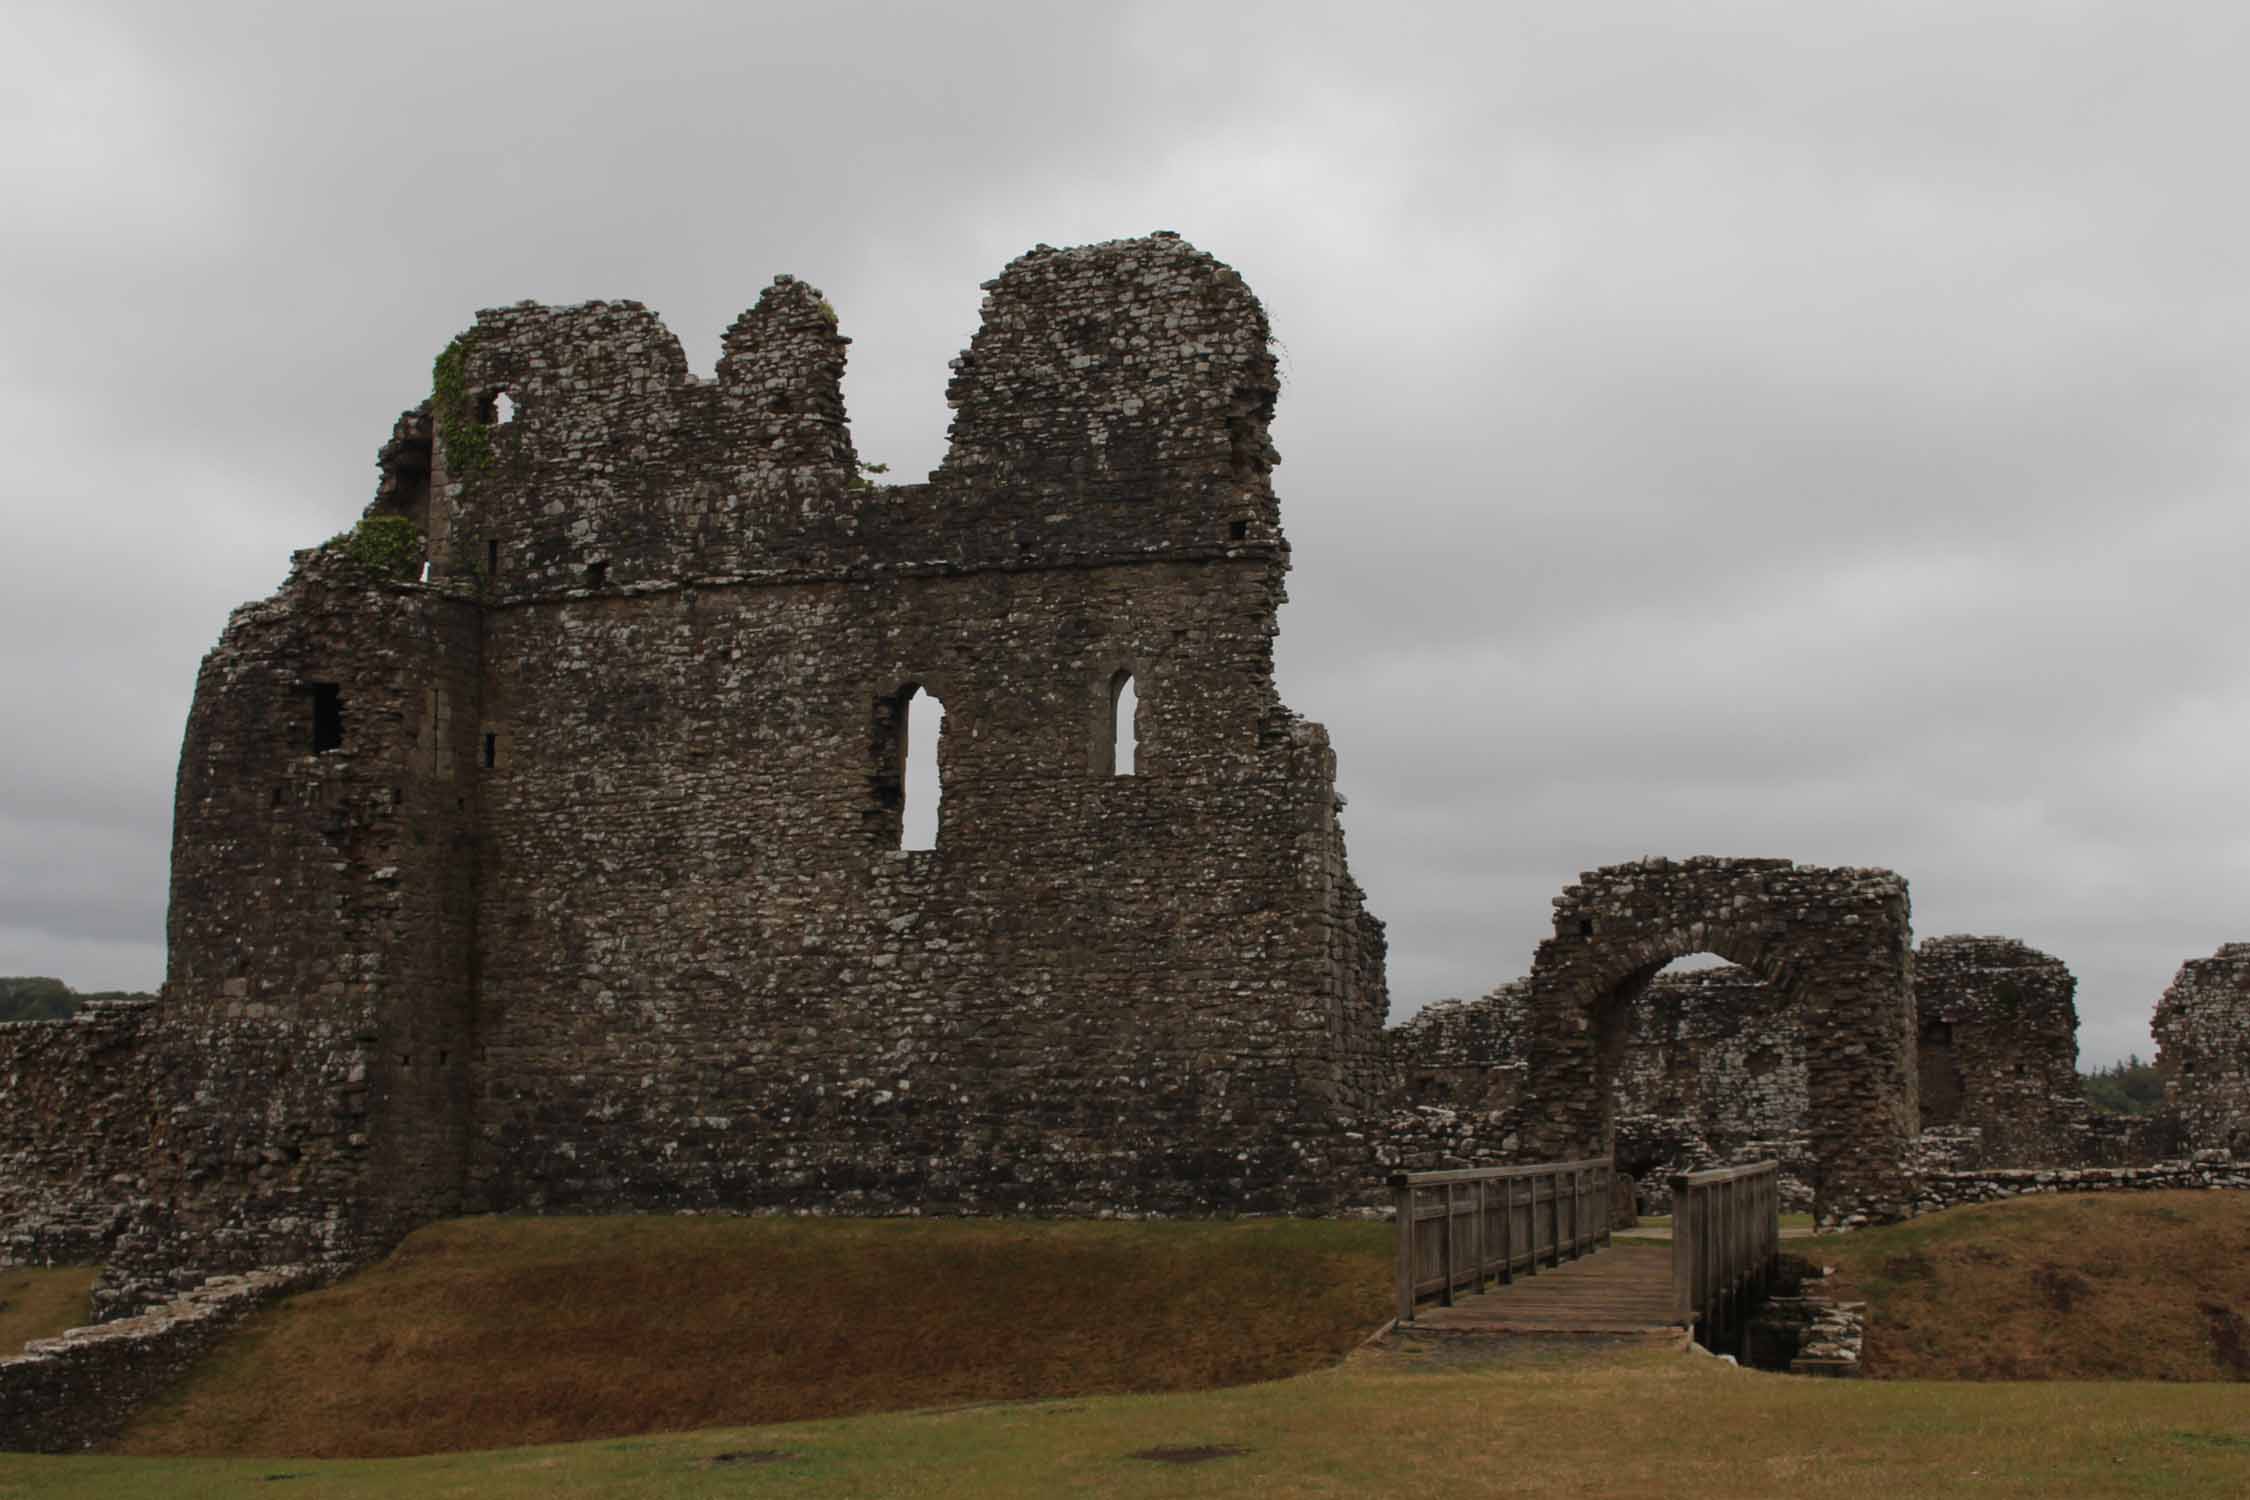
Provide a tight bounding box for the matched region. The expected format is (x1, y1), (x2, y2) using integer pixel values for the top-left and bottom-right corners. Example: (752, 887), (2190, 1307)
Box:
(4, 1), (2243, 1064)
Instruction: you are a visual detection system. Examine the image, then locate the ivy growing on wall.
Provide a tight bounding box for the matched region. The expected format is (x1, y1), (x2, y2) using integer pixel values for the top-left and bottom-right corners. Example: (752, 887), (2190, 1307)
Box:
(431, 335), (493, 492)
(331, 514), (424, 579)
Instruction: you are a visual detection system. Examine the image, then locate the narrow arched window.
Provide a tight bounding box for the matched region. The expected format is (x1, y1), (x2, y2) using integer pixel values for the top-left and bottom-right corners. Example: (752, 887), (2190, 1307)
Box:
(1109, 670), (1137, 777)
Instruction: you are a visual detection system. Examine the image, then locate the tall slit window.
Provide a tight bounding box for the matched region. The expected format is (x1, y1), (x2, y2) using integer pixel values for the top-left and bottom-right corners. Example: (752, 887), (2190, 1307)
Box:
(876, 684), (945, 851)
(1109, 669), (1137, 776)
(310, 682), (343, 753)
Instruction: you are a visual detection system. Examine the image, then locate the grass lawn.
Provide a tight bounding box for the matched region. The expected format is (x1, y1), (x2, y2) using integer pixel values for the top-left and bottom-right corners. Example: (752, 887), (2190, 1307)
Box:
(6, 1341), (2249, 1498)
(11, 1194), (2250, 1494)
(0, 1267), (96, 1353)
(1619, 1212), (1817, 1232)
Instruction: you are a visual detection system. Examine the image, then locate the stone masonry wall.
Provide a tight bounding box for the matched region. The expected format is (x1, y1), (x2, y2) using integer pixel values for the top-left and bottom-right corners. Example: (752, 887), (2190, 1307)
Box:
(437, 236), (1383, 1217)
(1913, 1156), (2250, 1215)
(0, 235), (1390, 1292)
(0, 1003), (157, 1265)
(2153, 944), (2250, 1155)
(1913, 936), (2085, 1167)
(1454, 858), (1917, 1226)
(97, 545), (488, 1295)
(1387, 969), (1814, 1212)
(1387, 929), (2125, 1212)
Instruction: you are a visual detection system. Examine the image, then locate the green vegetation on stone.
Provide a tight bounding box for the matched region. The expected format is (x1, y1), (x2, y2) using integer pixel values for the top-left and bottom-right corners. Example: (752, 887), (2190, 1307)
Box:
(430, 335), (493, 493)
(0, 977), (76, 1022)
(2082, 1053), (2164, 1116)
(0, 977), (153, 1023)
(331, 514), (423, 579)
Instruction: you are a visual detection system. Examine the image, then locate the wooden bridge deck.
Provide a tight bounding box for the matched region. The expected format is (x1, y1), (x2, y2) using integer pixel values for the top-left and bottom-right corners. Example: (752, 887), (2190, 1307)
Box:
(1397, 1243), (1682, 1338)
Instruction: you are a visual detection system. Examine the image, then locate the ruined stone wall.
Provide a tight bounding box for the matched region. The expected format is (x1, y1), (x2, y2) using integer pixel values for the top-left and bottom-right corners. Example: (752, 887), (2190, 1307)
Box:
(439, 236), (1381, 1216)
(1912, 936), (2085, 1166)
(0, 1003), (157, 1264)
(2153, 944), (2250, 1155)
(1386, 968), (1814, 1211)
(1914, 1156), (2250, 1215)
(1454, 858), (1916, 1226)
(116, 550), (487, 1288)
(1388, 981), (1530, 1115)
(1388, 928), (2117, 1211)
(1607, 966), (1810, 1204)
(13, 235), (1386, 1287)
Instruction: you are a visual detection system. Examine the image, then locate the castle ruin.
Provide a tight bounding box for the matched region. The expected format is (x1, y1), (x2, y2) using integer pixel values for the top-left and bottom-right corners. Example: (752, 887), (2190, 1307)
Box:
(1, 231), (2240, 1331)
(2154, 945), (2250, 1155)
(1, 235), (1389, 1295)
(1387, 927), (2175, 1215)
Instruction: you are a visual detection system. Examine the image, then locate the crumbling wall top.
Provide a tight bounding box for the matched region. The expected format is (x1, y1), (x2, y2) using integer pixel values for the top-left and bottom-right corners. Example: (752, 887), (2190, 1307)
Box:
(937, 232), (1279, 505)
(409, 233), (1284, 598)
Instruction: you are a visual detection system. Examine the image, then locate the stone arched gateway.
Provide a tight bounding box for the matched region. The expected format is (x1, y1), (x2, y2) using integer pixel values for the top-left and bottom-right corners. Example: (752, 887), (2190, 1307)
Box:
(1507, 857), (1918, 1227)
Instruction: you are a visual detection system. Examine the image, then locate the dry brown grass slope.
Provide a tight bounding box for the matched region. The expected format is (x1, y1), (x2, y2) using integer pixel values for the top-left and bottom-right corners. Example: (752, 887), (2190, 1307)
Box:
(1821, 1189), (2250, 1381)
(0, 1266), (96, 1352)
(114, 1214), (1392, 1459)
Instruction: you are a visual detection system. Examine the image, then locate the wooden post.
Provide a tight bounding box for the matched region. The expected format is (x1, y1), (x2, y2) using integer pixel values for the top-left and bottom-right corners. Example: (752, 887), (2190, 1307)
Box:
(1440, 1181), (1457, 1306)
(1525, 1176), (1540, 1277)
(1394, 1177), (1415, 1324)
(1500, 1176), (1515, 1283)
(1670, 1172), (1695, 1326)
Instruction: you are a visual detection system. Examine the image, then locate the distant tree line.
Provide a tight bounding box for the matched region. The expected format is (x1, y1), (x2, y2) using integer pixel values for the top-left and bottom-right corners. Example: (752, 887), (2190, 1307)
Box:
(0, 977), (156, 1023)
(2082, 1054), (2164, 1116)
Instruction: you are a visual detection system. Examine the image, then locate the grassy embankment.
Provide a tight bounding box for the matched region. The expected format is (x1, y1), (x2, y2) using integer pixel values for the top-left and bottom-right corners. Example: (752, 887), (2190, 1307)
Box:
(1818, 1188), (2250, 1380)
(0, 1267), (97, 1352)
(114, 1215), (1393, 1458)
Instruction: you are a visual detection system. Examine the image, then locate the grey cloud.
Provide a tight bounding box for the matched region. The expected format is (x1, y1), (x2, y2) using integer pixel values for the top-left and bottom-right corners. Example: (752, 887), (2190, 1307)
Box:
(5, 0), (2245, 1061)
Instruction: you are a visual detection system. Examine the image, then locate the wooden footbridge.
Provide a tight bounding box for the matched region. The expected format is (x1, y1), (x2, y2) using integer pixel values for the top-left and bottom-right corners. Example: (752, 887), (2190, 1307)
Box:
(1389, 1157), (1780, 1344)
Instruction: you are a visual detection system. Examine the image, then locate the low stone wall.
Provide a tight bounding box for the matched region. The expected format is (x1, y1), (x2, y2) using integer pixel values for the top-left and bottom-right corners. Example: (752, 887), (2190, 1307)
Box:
(1914, 1154), (2250, 1215)
(2080, 1110), (2180, 1166)
(0, 1264), (318, 1452)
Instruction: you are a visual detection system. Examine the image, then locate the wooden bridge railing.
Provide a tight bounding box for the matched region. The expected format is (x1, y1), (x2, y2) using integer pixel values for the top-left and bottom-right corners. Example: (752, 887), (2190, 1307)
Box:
(1389, 1157), (1614, 1323)
(1669, 1159), (1781, 1336)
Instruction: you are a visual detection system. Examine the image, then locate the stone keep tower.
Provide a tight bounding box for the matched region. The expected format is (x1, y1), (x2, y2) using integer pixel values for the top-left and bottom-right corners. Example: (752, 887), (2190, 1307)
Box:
(150, 234), (1389, 1272)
